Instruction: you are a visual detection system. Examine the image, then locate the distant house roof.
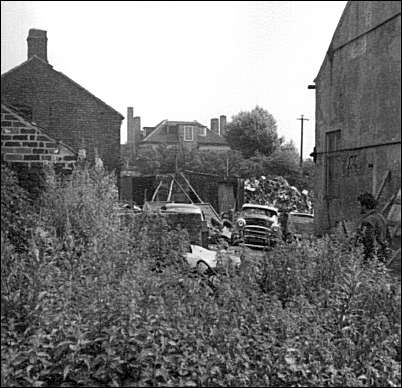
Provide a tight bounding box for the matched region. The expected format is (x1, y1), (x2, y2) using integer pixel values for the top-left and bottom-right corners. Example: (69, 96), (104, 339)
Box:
(198, 129), (228, 146)
(140, 119), (228, 146)
(1, 55), (124, 119)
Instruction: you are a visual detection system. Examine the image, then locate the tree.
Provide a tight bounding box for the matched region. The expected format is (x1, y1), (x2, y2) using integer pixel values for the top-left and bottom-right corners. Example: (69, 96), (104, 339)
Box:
(185, 149), (245, 177)
(258, 140), (307, 187)
(225, 106), (282, 158)
(136, 146), (246, 177)
(135, 147), (162, 175)
(300, 158), (316, 192)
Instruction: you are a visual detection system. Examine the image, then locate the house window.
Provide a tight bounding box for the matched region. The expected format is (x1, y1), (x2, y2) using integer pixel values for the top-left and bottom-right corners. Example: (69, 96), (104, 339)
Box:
(198, 127), (206, 136)
(325, 130), (341, 198)
(184, 126), (193, 141)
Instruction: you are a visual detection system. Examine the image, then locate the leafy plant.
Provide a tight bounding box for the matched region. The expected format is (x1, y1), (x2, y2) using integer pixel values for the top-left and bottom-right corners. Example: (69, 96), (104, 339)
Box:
(1, 164), (400, 387)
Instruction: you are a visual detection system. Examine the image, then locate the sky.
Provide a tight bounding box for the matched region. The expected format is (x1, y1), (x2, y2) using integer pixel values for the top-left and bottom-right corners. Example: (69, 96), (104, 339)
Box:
(1, 1), (347, 159)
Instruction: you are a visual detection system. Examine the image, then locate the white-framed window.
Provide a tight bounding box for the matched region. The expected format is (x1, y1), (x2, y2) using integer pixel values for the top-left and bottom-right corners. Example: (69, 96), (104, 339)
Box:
(184, 126), (194, 141)
(198, 126), (206, 136)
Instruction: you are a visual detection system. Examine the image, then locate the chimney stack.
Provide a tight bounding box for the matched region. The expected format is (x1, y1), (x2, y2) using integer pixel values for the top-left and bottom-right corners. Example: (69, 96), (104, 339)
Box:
(210, 118), (219, 133)
(127, 107), (134, 144)
(27, 29), (48, 62)
(219, 115), (227, 136)
(127, 107), (135, 162)
(133, 116), (141, 144)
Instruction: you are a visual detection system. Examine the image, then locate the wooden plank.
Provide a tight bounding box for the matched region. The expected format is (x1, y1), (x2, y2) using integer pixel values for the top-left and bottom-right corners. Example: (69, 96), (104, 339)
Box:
(375, 170), (391, 201)
(151, 180), (163, 201)
(173, 178), (194, 203)
(383, 188), (401, 214)
(387, 248), (401, 266)
(179, 173), (203, 203)
(167, 175), (174, 202)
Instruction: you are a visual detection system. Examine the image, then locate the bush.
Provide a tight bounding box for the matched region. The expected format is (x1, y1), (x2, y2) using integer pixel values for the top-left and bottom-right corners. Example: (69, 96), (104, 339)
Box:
(1, 165), (400, 387)
(134, 145), (315, 193)
(1, 164), (37, 252)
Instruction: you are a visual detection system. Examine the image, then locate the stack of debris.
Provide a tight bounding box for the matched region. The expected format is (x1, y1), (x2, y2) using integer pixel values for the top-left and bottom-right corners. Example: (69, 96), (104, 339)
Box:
(244, 176), (313, 214)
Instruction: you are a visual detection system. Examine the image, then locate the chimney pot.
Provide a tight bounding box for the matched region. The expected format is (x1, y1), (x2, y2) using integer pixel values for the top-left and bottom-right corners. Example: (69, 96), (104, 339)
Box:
(127, 107), (134, 144)
(210, 118), (219, 133)
(27, 29), (48, 62)
(133, 116), (141, 145)
(219, 115), (227, 136)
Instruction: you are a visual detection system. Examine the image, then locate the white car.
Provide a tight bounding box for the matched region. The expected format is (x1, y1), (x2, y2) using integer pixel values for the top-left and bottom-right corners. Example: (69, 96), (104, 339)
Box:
(185, 244), (241, 273)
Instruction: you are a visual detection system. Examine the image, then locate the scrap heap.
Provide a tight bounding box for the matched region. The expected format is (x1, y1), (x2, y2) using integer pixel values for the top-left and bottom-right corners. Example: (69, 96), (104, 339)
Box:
(244, 176), (313, 214)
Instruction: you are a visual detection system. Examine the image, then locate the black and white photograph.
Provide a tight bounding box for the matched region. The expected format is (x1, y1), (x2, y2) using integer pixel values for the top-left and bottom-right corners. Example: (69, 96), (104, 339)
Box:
(1, 1), (400, 387)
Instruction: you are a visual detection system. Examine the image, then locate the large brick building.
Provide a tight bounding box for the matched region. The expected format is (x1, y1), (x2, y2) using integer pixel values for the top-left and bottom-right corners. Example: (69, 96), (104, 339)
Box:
(1, 29), (123, 172)
(1, 103), (76, 169)
(1, 103), (77, 197)
(121, 107), (230, 168)
(312, 1), (401, 233)
(139, 119), (230, 152)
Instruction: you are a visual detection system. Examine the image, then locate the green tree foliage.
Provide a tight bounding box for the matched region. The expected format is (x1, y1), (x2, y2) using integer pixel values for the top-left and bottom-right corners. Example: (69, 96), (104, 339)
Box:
(135, 144), (316, 192)
(1, 164), (400, 387)
(185, 149), (246, 177)
(135, 146), (245, 177)
(1, 165), (37, 252)
(266, 141), (301, 186)
(225, 105), (282, 158)
(133, 107), (316, 191)
(300, 158), (316, 192)
(135, 147), (164, 175)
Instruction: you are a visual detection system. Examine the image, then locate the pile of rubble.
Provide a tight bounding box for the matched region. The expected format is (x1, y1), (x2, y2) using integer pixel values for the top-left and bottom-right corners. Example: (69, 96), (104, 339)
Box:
(244, 176), (313, 214)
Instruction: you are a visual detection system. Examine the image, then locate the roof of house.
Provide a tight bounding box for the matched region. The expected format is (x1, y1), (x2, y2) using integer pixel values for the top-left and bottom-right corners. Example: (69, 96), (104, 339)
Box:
(1, 55), (124, 119)
(198, 130), (228, 146)
(140, 119), (228, 146)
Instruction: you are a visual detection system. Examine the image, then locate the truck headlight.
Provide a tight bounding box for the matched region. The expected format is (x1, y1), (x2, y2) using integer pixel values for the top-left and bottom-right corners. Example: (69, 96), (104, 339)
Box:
(237, 218), (246, 228)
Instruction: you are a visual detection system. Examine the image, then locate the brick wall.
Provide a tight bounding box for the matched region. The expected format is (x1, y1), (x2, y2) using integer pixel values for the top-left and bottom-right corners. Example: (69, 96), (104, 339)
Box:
(1, 57), (122, 172)
(1, 105), (76, 170)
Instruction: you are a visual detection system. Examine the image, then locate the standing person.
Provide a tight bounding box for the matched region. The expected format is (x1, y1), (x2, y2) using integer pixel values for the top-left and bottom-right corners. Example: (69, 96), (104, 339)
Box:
(355, 192), (389, 262)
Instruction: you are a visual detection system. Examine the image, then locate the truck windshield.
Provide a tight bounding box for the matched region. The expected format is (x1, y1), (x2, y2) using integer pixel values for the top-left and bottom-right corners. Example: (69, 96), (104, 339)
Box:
(242, 207), (277, 217)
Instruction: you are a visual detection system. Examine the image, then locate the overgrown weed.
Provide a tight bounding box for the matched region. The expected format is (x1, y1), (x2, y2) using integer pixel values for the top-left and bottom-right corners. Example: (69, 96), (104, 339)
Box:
(1, 164), (400, 387)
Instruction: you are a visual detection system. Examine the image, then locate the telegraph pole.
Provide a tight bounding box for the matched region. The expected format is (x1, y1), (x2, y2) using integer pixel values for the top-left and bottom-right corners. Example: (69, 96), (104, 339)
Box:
(297, 114), (309, 167)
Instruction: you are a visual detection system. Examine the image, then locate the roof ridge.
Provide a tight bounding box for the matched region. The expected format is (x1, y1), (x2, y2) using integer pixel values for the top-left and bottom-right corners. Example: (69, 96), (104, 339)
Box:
(53, 68), (124, 119)
(1, 56), (123, 119)
(141, 119), (167, 142)
(1, 56), (38, 78)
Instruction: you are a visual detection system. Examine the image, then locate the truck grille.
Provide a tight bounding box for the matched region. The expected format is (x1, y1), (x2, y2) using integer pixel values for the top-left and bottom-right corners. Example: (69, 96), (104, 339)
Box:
(244, 217), (270, 227)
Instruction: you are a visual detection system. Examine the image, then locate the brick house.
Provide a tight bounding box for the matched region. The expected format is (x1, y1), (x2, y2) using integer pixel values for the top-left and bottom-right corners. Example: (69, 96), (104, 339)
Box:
(1, 103), (76, 168)
(1, 103), (77, 196)
(139, 119), (230, 151)
(312, 1), (401, 233)
(1, 29), (124, 172)
(121, 107), (230, 168)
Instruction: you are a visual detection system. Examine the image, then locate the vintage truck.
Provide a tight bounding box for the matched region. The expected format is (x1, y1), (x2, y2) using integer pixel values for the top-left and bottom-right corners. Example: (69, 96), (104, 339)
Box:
(283, 211), (315, 242)
(231, 203), (282, 249)
(142, 202), (209, 248)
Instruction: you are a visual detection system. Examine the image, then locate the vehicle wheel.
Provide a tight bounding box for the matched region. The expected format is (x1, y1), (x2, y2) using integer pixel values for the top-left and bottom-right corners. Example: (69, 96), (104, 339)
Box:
(208, 274), (220, 289)
(196, 260), (210, 274)
(285, 234), (295, 244)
